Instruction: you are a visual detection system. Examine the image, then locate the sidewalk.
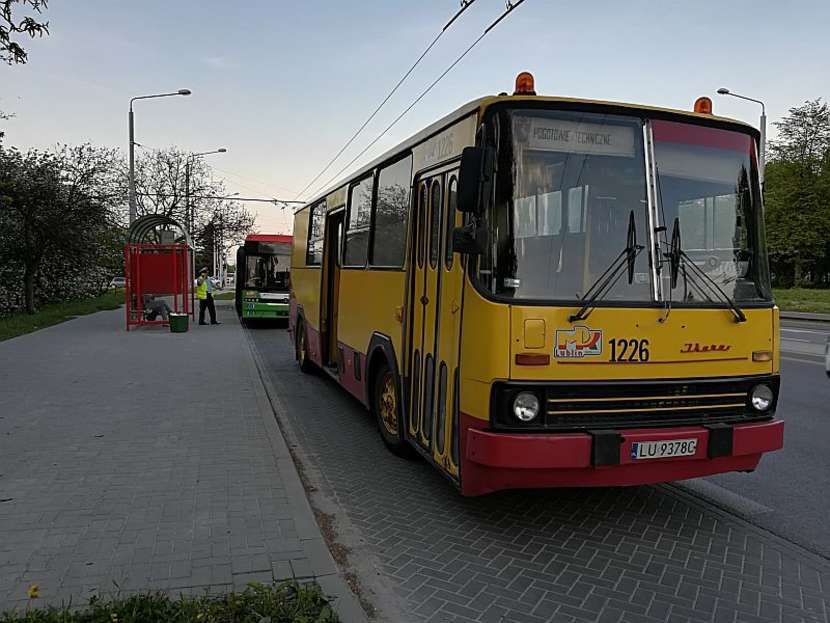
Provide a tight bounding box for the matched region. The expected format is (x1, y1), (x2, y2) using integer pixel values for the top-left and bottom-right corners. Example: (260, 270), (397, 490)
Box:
(780, 310), (830, 322)
(0, 302), (365, 620)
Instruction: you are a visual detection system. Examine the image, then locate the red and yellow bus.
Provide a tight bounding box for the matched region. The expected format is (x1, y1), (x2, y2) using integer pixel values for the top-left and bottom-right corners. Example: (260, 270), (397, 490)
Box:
(289, 73), (783, 496)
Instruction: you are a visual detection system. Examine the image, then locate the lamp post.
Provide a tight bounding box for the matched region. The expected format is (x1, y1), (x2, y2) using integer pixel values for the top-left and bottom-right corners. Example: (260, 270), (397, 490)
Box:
(129, 89), (192, 224)
(185, 148), (227, 235)
(716, 88), (766, 184)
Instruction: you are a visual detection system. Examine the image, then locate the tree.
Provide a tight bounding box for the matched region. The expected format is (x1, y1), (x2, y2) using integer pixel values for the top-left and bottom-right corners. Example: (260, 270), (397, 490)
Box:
(0, 144), (120, 313)
(764, 99), (830, 287)
(126, 146), (254, 269)
(0, 108), (11, 144)
(1, 0), (49, 65)
(196, 201), (255, 275)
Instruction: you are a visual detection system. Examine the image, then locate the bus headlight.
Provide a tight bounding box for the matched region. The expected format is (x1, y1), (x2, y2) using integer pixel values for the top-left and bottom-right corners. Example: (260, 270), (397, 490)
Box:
(512, 392), (540, 422)
(750, 384), (773, 412)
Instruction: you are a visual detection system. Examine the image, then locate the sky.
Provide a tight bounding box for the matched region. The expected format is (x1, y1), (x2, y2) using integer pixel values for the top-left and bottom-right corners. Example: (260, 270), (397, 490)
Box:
(3, 0), (829, 235)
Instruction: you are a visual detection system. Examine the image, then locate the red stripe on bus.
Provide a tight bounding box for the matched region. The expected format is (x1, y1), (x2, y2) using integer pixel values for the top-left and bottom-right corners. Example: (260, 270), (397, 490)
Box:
(652, 120), (752, 152)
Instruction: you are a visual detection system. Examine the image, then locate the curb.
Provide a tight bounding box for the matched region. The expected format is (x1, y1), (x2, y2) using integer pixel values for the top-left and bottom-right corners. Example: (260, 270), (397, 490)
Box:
(238, 321), (370, 623)
(780, 310), (830, 323)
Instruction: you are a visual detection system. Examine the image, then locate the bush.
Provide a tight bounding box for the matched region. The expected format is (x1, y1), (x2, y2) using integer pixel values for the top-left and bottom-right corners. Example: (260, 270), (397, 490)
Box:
(1, 581), (338, 623)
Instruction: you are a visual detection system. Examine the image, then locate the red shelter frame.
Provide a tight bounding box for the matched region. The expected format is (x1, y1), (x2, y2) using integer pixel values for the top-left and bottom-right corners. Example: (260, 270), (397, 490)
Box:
(124, 243), (193, 331)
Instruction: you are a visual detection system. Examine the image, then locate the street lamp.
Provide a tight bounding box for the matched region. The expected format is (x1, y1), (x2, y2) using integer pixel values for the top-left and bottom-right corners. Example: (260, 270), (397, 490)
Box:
(717, 87), (766, 184)
(185, 148), (228, 234)
(128, 89), (191, 224)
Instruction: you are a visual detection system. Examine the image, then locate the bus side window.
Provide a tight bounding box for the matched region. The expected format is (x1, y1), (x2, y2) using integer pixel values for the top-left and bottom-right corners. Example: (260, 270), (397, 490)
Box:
(344, 176), (374, 267)
(445, 177), (457, 270)
(371, 154), (412, 268)
(306, 200), (325, 266)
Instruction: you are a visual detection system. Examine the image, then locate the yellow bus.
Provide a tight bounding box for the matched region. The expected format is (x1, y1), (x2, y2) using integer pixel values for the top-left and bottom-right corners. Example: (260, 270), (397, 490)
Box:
(289, 73), (783, 496)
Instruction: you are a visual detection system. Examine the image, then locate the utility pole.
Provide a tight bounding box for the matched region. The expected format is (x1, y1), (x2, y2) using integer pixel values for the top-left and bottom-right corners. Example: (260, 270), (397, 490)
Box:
(184, 160), (191, 234)
(128, 89), (191, 224)
(128, 109), (135, 223)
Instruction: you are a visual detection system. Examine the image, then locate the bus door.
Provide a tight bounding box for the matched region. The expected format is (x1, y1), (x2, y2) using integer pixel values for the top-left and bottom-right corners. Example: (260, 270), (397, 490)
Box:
(408, 168), (462, 476)
(322, 209), (344, 369)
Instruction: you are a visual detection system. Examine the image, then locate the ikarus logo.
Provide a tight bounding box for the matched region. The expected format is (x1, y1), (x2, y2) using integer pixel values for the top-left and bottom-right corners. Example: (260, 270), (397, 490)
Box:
(554, 325), (603, 359)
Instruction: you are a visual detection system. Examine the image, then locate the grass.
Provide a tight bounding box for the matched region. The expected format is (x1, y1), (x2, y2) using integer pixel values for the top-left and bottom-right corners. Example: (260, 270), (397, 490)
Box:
(0, 289), (124, 342)
(1, 581), (337, 623)
(773, 288), (830, 314)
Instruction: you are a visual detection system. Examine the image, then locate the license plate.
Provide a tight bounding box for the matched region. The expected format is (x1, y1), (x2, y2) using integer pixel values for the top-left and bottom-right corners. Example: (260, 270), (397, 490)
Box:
(631, 438), (697, 460)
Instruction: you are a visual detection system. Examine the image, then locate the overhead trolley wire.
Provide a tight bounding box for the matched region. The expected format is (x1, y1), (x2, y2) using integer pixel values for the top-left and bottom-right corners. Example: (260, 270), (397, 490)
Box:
(293, 0), (479, 200)
(309, 0), (528, 200)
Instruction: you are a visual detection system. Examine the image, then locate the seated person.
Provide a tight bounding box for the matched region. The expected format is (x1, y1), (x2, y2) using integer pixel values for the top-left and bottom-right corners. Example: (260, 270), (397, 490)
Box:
(144, 294), (172, 321)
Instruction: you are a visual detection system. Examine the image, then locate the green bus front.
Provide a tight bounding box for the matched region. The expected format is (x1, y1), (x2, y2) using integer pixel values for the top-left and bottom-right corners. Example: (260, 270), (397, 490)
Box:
(241, 289), (290, 319)
(235, 240), (291, 320)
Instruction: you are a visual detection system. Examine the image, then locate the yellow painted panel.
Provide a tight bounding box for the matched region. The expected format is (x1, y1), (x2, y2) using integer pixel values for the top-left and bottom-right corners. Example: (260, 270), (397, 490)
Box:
(324, 187), (347, 210)
(291, 209), (309, 269)
(336, 269), (406, 361)
(459, 378), (491, 423)
(434, 190), (463, 474)
(772, 306), (780, 374)
(458, 281), (511, 421)
(412, 115), (477, 173)
(508, 306), (775, 381)
(291, 267), (321, 330)
(523, 319), (546, 349)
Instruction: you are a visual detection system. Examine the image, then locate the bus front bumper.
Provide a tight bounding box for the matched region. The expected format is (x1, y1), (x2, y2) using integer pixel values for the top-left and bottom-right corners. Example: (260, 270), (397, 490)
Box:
(243, 301), (289, 319)
(460, 415), (783, 496)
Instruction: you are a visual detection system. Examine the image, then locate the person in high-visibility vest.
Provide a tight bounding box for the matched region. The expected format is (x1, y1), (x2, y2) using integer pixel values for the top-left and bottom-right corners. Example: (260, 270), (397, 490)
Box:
(196, 267), (220, 325)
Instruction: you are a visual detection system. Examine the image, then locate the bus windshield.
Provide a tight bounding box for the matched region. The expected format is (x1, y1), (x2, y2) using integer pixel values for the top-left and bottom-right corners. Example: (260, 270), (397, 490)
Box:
(244, 254), (290, 291)
(481, 110), (651, 302)
(652, 120), (771, 303)
(477, 108), (771, 305)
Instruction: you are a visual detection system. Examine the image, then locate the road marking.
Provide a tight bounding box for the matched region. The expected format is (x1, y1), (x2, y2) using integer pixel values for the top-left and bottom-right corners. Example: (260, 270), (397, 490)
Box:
(781, 355), (824, 366)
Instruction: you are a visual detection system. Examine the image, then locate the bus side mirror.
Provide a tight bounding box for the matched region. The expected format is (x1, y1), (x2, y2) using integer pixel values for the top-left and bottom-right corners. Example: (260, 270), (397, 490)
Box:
(457, 146), (495, 215)
(452, 223), (483, 255)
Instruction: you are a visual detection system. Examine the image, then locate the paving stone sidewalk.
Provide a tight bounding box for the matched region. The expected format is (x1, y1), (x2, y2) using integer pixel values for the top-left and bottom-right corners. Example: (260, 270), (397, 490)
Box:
(251, 329), (830, 623)
(0, 302), (364, 620)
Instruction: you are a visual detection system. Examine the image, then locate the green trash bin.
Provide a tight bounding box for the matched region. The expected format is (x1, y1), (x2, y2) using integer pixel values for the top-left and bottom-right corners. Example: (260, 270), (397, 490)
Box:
(169, 313), (189, 333)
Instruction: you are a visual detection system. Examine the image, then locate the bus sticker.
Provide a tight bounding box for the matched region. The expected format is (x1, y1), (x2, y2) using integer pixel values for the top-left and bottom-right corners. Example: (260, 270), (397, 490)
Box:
(554, 326), (603, 358)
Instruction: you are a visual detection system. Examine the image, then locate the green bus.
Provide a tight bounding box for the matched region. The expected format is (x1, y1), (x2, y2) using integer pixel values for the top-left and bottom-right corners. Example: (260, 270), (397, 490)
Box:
(235, 234), (292, 321)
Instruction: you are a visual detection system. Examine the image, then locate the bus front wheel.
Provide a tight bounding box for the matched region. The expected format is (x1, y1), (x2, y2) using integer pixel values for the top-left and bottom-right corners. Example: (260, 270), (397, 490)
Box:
(372, 360), (414, 458)
(296, 321), (315, 374)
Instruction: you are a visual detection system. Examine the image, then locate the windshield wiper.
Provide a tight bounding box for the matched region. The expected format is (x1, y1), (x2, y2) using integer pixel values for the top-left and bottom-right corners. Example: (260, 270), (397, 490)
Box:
(668, 218), (746, 323)
(569, 210), (644, 322)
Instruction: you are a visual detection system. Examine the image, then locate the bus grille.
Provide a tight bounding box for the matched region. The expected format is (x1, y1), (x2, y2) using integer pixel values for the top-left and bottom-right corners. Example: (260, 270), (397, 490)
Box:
(491, 376), (779, 431)
(543, 378), (765, 429)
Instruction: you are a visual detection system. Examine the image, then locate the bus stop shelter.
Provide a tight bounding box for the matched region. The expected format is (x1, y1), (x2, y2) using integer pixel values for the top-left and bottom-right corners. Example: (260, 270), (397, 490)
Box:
(124, 215), (194, 331)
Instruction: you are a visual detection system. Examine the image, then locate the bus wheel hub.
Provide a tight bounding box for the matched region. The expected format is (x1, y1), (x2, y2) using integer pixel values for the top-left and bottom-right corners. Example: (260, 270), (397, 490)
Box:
(380, 373), (398, 435)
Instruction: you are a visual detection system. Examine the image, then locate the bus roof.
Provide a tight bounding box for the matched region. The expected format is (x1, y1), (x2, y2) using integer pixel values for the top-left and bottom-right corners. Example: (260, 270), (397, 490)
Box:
(246, 234), (292, 244)
(299, 93), (759, 210)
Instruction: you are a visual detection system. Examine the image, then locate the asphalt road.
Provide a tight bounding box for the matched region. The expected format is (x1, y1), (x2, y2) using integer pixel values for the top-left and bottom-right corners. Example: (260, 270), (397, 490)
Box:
(703, 319), (830, 558)
(247, 319), (830, 622)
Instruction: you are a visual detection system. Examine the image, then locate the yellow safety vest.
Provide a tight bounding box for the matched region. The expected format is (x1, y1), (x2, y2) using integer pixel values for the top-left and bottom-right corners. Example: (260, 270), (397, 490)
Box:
(196, 279), (208, 300)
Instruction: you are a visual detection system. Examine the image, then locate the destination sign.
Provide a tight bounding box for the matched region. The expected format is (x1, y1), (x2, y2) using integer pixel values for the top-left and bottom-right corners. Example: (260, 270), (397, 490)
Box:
(517, 118), (636, 157)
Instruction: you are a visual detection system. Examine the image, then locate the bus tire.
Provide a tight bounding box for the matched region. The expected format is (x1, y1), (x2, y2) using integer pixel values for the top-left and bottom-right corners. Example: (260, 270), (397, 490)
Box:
(296, 320), (315, 374)
(372, 360), (414, 458)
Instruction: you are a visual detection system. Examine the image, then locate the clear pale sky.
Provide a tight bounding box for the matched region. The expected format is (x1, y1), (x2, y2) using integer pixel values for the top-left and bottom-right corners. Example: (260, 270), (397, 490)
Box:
(2, 0), (828, 234)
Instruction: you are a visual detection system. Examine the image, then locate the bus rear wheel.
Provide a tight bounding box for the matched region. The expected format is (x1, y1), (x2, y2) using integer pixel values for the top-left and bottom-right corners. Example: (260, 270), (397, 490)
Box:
(296, 321), (315, 374)
(372, 361), (414, 458)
